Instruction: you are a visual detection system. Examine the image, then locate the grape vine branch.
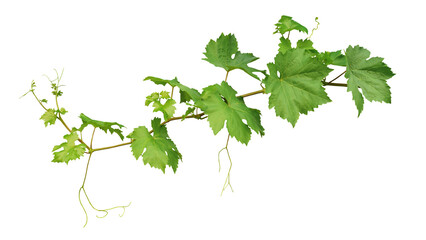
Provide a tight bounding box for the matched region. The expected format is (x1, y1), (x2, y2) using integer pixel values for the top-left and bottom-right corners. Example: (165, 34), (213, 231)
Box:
(22, 14), (395, 227)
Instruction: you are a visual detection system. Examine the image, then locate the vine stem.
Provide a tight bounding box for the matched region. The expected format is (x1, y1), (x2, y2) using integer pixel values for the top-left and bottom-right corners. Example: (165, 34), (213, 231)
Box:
(324, 82), (347, 87)
(30, 90), (90, 150)
(323, 71), (346, 85)
(88, 79), (345, 153)
(238, 89), (265, 98)
(171, 86), (175, 99)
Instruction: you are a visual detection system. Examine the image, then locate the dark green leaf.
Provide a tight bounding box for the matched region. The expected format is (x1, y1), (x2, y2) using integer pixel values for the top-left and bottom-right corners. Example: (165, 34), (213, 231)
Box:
(344, 45), (395, 116)
(202, 33), (264, 80)
(274, 15), (309, 35)
(264, 49), (332, 126)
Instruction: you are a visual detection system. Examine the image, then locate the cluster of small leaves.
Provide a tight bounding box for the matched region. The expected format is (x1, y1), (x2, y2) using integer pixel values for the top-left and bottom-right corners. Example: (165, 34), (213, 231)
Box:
(28, 14), (394, 175)
(145, 91), (176, 121)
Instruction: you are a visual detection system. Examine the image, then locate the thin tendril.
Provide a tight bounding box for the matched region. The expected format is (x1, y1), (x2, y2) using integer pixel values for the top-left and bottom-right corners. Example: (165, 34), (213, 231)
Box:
(78, 187), (88, 228)
(308, 17), (320, 40)
(78, 186), (132, 223)
(218, 135), (233, 195)
(78, 147), (131, 227)
(218, 147), (226, 172)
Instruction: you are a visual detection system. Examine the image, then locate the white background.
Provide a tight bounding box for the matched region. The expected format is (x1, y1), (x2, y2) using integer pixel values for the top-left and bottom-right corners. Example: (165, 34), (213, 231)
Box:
(1, 0), (425, 239)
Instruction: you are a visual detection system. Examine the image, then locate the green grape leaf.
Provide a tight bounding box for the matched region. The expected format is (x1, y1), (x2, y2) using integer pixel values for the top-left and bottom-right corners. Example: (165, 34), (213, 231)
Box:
(159, 91), (171, 99)
(145, 91), (176, 120)
(78, 113), (125, 140)
(169, 79), (201, 104)
(344, 45), (395, 116)
(317, 50), (347, 66)
(52, 131), (86, 164)
(152, 99), (177, 120)
(296, 39), (319, 55)
(58, 107), (68, 115)
(202, 33), (264, 80)
(278, 37), (292, 54)
(181, 107), (196, 120)
(274, 15), (309, 35)
(145, 92), (161, 106)
(200, 81), (264, 145)
(179, 89), (192, 103)
(144, 76), (201, 104)
(127, 118), (182, 173)
(264, 48), (332, 126)
(143, 76), (171, 85)
(40, 108), (57, 127)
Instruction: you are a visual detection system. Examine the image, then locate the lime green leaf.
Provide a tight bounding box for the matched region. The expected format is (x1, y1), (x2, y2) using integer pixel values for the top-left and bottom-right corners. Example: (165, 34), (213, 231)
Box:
(127, 118), (182, 173)
(264, 49), (332, 126)
(144, 77), (201, 103)
(145, 92), (161, 106)
(145, 91), (176, 120)
(344, 45), (395, 116)
(202, 33), (264, 80)
(152, 99), (177, 120)
(317, 50), (347, 66)
(52, 131), (86, 164)
(200, 81), (264, 145)
(274, 15), (308, 35)
(78, 113), (125, 140)
(58, 107), (68, 115)
(40, 108), (57, 127)
(159, 91), (170, 99)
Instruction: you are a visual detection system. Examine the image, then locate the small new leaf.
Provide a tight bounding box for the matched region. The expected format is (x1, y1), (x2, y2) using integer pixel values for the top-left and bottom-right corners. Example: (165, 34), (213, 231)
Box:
(78, 113), (125, 140)
(274, 15), (309, 35)
(264, 48), (332, 126)
(200, 81), (264, 145)
(278, 37), (292, 54)
(296, 39), (319, 56)
(152, 98), (177, 120)
(40, 108), (57, 127)
(317, 50), (347, 66)
(128, 118), (182, 173)
(202, 33), (264, 80)
(344, 45), (395, 116)
(52, 131), (86, 164)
